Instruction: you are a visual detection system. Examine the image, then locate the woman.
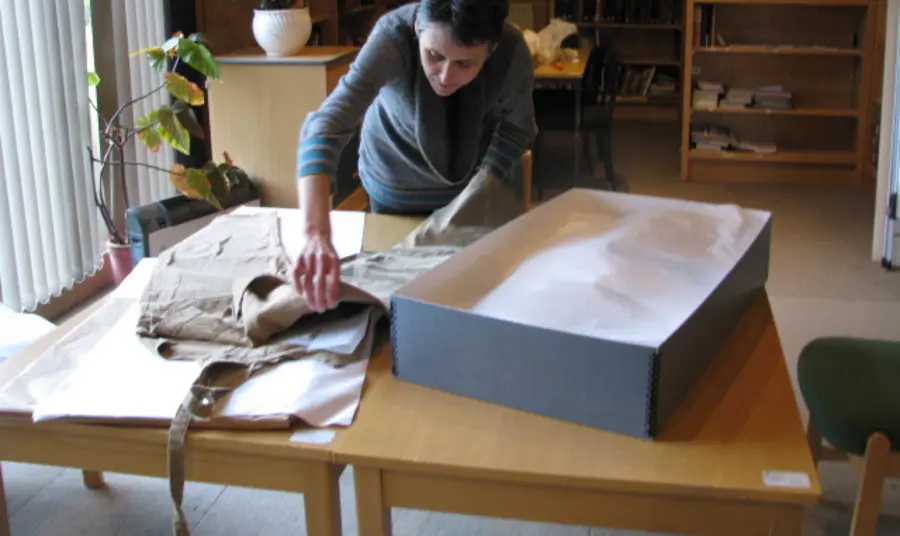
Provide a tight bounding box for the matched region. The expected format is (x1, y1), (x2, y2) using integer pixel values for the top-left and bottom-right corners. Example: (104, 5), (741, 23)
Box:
(294, 0), (537, 311)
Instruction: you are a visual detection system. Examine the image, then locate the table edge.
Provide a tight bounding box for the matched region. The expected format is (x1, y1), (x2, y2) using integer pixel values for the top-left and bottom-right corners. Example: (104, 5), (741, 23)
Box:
(331, 450), (822, 506)
(0, 413), (337, 462)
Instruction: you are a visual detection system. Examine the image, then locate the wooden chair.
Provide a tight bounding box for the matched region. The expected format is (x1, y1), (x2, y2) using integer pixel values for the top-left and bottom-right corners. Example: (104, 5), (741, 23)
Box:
(798, 336), (900, 535)
(532, 37), (623, 197)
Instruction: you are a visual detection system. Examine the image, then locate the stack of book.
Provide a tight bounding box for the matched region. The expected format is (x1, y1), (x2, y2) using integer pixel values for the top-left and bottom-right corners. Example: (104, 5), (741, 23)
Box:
(648, 74), (679, 100)
(692, 81), (723, 111)
(691, 122), (778, 154)
(691, 123), (732, 152)
(753, 86), (792, 110)
(720, 88), (755, 109)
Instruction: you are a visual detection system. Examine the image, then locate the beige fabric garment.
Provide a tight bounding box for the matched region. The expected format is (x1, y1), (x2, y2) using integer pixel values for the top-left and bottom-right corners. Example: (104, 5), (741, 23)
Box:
(134, 173), (525, 536)
(133, 212), (374, 536)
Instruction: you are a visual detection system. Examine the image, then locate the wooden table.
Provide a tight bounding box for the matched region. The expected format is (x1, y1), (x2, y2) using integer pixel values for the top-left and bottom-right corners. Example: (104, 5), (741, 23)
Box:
(333, 236), (822, 536)
(0, 212), (824, 535)
(0, 299), (344, 536)
(0, 212), (421, 536)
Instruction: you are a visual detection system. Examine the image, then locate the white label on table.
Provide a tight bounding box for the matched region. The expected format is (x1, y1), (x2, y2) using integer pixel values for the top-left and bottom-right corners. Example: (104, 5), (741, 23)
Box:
(762, 470), (812, 489)
(289, 429), (337, 445)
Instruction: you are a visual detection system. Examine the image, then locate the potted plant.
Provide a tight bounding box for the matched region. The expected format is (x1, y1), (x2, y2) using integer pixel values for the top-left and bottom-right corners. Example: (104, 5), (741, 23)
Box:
(88, 31), (251, 284)
(245, 0), (313, 56)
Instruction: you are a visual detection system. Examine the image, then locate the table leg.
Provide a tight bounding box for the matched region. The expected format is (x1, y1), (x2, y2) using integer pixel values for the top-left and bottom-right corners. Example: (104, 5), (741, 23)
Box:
(303, 462), (343, 536)
(767, 507), (805, 536)
(82, 470), (105, 490)
(0, 464), (10, 536)
(354, 467), (392, 536)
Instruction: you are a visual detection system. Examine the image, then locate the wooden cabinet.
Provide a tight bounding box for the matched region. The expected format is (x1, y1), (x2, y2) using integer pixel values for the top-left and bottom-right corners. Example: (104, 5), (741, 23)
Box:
(206, 46), (359, 208)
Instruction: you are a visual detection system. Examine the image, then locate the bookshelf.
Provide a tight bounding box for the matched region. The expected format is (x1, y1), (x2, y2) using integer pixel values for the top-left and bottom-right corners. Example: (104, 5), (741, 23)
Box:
(679, 0), (881, 186)
(551, 0), (687, 121)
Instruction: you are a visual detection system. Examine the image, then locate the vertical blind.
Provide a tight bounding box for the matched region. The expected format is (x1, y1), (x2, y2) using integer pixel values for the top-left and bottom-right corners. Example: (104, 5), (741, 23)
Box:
(0, 0), (103, 312)
(0, 0), (173, 312)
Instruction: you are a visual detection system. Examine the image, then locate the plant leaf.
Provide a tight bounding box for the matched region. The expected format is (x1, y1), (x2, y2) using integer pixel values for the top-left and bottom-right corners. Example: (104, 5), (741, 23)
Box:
(130, 46), (168, 72)
(164, 72), (205, 106)
(88, 72), (101, 87)
(176, 39), (221, 80)
(169, 164), (222, 209)
(203, 161), (231, 203)
(172, 102), (206, 140)
(136, 111), (163, 152)
(162, 32), (185, 56)
(156, 106), (190, 155)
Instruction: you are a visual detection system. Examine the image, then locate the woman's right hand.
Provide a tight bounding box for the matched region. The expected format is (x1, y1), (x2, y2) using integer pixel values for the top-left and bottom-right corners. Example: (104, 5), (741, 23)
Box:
(293, 230), (341, 313)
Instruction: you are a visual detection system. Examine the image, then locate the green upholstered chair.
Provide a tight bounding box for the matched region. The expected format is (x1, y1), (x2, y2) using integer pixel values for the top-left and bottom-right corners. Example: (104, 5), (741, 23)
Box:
(798, 336), (900, 535)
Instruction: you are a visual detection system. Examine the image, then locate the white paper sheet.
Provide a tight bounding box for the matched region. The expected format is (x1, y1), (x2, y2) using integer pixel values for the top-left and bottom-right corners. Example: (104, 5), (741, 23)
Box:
(272, 307), (372, 354)
(19, 208), (372, 427)
(30, 303), (369, 426)
(31, 305), (201, 423)
(398, 189), (770, 348)
(233, 206), (366, 261)
(0, 304), (57, 362)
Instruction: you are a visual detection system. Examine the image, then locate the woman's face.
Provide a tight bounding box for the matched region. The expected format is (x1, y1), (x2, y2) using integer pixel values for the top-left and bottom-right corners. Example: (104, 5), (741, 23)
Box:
(418, 22), (490, 97)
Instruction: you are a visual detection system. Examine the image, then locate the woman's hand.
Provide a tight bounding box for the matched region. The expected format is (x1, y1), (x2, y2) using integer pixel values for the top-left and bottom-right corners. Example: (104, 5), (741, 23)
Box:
(293, 230), (341, 313)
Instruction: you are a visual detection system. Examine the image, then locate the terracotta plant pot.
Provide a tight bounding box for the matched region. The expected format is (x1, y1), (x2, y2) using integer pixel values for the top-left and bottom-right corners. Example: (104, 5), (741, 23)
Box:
(106, 239), (133, 286)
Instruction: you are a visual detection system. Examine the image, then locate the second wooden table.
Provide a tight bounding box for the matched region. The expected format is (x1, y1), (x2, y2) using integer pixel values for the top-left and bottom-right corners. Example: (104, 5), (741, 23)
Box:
(333, 253), (821, 535)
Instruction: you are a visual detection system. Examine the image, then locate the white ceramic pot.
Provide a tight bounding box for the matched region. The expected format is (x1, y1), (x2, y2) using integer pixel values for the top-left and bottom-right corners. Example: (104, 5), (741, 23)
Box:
(252, 8), (312, 56)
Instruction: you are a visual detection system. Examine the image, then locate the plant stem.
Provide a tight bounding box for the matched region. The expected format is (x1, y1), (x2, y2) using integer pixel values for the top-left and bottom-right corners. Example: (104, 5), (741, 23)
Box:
(96, 140), (116, 220)
(86, 146), (122, 243)
(104, 81), (165, 140)
(123, 120), (160, 146)
(116, 143), (131, 211)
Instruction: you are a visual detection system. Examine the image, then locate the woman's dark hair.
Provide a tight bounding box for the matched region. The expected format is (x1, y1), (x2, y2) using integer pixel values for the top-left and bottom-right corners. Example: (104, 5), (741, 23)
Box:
(417, 0), (510, 46)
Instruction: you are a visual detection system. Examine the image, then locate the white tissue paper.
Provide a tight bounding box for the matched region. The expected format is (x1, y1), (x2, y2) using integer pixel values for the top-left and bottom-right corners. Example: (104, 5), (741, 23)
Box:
(397, 189), (770, 348)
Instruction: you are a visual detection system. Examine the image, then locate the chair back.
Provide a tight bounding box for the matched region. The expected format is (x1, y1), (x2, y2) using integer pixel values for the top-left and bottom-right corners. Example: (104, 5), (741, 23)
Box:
(581, 37), (620, 117)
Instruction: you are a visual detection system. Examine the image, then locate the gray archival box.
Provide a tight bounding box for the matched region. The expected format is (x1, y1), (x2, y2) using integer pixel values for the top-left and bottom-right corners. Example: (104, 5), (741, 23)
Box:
(389, 188), (772, 439)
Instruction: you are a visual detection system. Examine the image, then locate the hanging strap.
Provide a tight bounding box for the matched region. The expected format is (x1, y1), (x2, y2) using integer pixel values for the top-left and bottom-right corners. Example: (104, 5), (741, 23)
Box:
(166, 361), (257, 536)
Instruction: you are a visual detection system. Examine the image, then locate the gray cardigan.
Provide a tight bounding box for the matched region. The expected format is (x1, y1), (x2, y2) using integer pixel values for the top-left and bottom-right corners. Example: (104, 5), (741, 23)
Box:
(297, 3), (537, 212)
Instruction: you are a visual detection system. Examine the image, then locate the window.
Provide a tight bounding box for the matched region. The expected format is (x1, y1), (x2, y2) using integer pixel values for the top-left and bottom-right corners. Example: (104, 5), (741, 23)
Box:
(0, 0), (174, 313)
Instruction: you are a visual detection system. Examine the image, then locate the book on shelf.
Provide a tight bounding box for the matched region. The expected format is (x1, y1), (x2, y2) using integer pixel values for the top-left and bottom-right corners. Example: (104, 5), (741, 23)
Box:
(552, 0), (681, 24)
(691, 80), (723, 110)
(691, 123), (777, 154)
(598, 0), (680, 24)
(692, 81), (794, 111)
(617, 65), (680, 101)
(753, 86), (792, 110)
(648, 73), (679, 98)
(691, 7), (858, 55)
(693, 5), (715, 48)
(693, 89), (720, 110)
(721, 88), (754, 109)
